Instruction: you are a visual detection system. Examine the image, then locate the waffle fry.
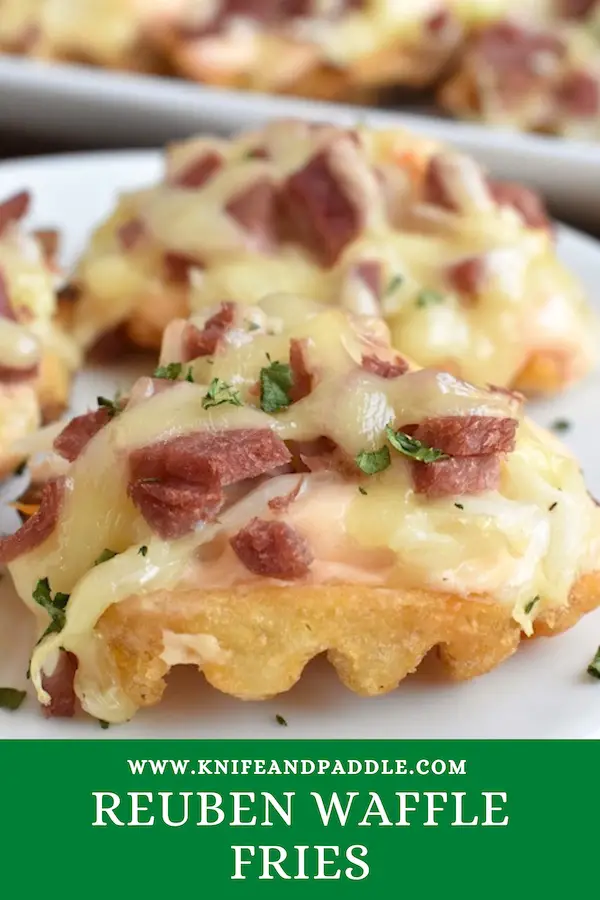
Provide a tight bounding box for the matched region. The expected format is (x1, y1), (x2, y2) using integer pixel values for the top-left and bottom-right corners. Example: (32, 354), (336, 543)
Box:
(97, 571), (600, 710)
(3, 298), (599, 723)
(440, 13), (600, 139)
(71, 119), (596, 393)
(0, 190), (79, 476)
(0, 0), (165, 72)
(141, 0), (464, 101)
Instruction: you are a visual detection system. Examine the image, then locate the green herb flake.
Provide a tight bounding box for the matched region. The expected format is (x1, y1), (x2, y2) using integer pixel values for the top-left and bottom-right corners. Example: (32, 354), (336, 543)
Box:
(275, 714), (288, 727)
(185, 367), (194, 383)
(454, 503), (464, 510)
(549, 502), (558, 512)
(384, 274), (404, 297)
(97, 395), (121, 419)
(99, 719), (110, 730)
(93, 548), (118, 566)
(358, 486), (368, 496)
(587, 646), (600, 680)
(201, 377), (243, 410)
(416, 289), (444, 308)
(524, 595), (540, 615)
(153, 362), (187, 381)
(13, 461), (27, 477)
(259, 358), (294, 414)
(138, 545), (148, 557)
(243, 148), (266, 160)
(32, 578), (69, 642)
(246, 320), (261, 332)
(355, 446), (391, 476)
(385, 425), (448, 463)
(551, 419), (571, 433)
(0, 688), (26, 711)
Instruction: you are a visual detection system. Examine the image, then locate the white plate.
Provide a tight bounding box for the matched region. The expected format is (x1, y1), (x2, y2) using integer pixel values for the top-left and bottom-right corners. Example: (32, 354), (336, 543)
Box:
(2, 54), (600, 231)
(1, 150), (600, 740)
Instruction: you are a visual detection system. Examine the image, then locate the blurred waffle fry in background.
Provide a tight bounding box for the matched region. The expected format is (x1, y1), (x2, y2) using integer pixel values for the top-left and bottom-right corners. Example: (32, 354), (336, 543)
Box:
(0, 1), (598, 140)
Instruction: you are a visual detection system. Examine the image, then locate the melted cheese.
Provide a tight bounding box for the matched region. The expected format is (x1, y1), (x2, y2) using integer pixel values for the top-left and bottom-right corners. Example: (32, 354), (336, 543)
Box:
(74, 120), (597, 389)
(0, 320), (41, 369)
(0, 383), (40, 469)
(0, 0), (451, 71)
(0, 0), (147, 63)
(0, 225), (80, 369)
(9, 296), (600, 722)
(0, 221), (80, 472)
(160, 0), (453, 79)
(443, 9), (600, 141)
(450, 0), (557, 26)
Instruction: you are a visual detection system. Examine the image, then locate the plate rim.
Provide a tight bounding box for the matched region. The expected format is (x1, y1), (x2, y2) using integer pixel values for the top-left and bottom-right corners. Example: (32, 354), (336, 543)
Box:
(2, 53), (600, 164)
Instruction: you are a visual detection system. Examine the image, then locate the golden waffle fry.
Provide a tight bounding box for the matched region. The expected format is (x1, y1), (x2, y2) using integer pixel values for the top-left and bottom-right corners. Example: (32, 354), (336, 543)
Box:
(4, 298), (599, 723)
(440, 13), (600, 139)
(0, 0), (165, 72)
(147, 1), (464, 100)
(72, 119), (596, 393)
(97, 571), (600, 711)
(0, 190), (79, 476)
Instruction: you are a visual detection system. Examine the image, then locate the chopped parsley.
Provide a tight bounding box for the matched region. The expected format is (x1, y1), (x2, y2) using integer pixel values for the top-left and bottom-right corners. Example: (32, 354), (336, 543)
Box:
(416, 289), (444, 308)
(32, 578), (69, 642)
(93, 548), (118, 566)
(356, 424), (446, 477)
(0, 688), (26, 711)
(551, 418), (571, 433)
(355, 446), (391, 475)
(524, 595), (539, 615)
(245, 320), (261, 332)
(385, 425), (448, 463)
(243, 147), (267, 160)
(587, 646), (600, 680)
(259, 357), (293, 414)
(358, 486), (368, 495)
(384, 274), (404, 297)
(13, 461), (26, 477)
(99, 719), (110, 730)
(549, 502), (558, 512)
(138, 545), (148, 557)
(153, 362), (194, 382)
(275, 714), (288, 727)
(97, 395), (121, 419)
(454, 503), (464, 510)
(202, 377), (242, 410)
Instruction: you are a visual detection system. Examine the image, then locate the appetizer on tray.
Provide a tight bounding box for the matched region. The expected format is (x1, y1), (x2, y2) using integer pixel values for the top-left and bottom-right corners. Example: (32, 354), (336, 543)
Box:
(3, 297), (599, 723)
(0, 0), (163, 71)
(71, 119), (596, 393)
(0, 189), (79, 477)
(440, 13), (600, 140)
(147, 0), (463, 101)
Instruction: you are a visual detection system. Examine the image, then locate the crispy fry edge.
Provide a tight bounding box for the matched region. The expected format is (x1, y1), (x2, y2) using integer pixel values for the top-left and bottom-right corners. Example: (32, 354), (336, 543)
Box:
(94, 571), (600, 710)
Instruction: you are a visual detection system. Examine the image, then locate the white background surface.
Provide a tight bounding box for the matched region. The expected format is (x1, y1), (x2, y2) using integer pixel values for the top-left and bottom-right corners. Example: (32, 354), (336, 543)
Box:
(1, 150), (600, 739)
